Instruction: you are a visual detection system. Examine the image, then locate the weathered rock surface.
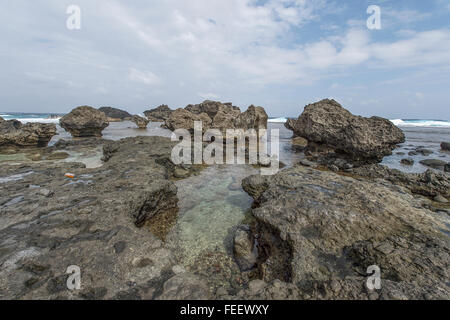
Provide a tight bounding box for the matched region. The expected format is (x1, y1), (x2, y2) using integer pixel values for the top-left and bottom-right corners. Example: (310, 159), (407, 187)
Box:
(98, 107), (132, 121)
(156, 273), (211, 300)
(285, 99), (405, 165)
(0, 120), (57, 147)
(400, 158), (414, 166)
(233, 226), (258, 271)
(165, 108), (212, 134)
(144, 105), (173, 122)
(0, 136), (199, 300)
(131, 115), (149, 129)
(241, 165), (449, 299)
(350, 164), (449, 198)
(165, 101), (268, 135)
(60, 106), (109, 137)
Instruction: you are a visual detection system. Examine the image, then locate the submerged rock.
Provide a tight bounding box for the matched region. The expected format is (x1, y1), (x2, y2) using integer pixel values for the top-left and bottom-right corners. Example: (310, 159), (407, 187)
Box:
(241, 165), (449, 299)
(419, 159), (447, 171)
(131, 115), (149, 129)
(233, 226), (258, 271)
(60, 106), (109, 137)
(98, 107), (132, 121)
(285, 99), (405, 165)
(144, 105), (173, 122)
(441, 142), (450, 151)
(0, 119), (56, 147)
(400, 158), (414, 166)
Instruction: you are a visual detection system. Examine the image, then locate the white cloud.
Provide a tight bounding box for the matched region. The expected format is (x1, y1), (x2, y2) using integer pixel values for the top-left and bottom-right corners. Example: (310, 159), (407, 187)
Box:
(128, 68), (161, 85)
(198, 92), (220, 100)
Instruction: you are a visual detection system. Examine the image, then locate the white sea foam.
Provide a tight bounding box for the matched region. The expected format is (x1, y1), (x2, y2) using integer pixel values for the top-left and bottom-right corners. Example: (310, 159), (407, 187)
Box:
(390, 119), (450, 128)
(268, 117), (288, 123)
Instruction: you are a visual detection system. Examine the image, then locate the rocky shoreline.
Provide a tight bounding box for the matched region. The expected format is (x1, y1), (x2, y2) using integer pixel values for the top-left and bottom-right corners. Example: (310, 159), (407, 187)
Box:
(0, 99), (449, 300)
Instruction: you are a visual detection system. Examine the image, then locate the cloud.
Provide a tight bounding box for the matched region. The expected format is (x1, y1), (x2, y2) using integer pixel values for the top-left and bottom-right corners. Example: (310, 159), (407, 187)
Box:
(128, 68), (161, 85)
(198, 92), (220, 100)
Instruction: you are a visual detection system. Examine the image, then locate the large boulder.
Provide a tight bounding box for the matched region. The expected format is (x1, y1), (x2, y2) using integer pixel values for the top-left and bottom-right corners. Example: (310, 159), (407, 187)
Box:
(185, 100), (240, 119)
(236, 105), (269, 131)
(131, 115), (149, 129)
(98, 107), (132, 121)
(0, 119), (56, 147)
(144, 105), (173, 122)
(60, 106), (109, 137)
(241, 165), (450, 299)
(285, 99), (405, 164)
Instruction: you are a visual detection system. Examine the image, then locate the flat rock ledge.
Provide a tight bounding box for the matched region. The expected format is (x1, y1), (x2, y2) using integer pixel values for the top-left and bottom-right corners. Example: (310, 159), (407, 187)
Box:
(239, 164), (449, 300)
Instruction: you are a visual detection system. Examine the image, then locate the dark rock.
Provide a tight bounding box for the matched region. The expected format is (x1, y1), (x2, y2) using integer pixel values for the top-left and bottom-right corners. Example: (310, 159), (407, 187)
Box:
(144, 105), (172, 122)
(400, 158), (414, 166)
(60, 106), (109, 137)
(285, 99), (405, 165)
(441, 142), (450, 151)
(415, 148), (433, 156)
(98, 107), (132, 121)
(419, 159), (447, 171)
(0, 120), (57, 147)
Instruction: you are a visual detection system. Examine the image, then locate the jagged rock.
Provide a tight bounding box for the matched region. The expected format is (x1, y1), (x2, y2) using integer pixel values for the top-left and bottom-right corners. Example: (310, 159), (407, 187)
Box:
(165, 101), (268, 136)
(98, 107), (132, 121)
(241, 165), (449, 299)
(144, 105), (172, 122)
(60, 106), (109, 137)
(285, 99), (405, 164)
(420, 159), (447, 171)
(441, 142), (450, 151)
(292, 137), (308, 150)
(156, 273), (211, 300)
(164, 108), (212, 134)
(0, 119), (56, 147)
(233, 226), (258, 271)
(400, 158), (414, 166)
(131, 115), (149, 129)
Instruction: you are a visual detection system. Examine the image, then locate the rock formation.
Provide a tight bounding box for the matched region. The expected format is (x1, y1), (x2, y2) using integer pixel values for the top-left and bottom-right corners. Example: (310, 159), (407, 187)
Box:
(0, 119), (56, 147)
(131, 115), (149, 129)
(144, 105), (173, 122)
(285, 99), (405, 165)
(165, 100), (268, 136)
(240, 164), (449, 299)
(98, 107), (132, 121)
(60, 106), (109, 137)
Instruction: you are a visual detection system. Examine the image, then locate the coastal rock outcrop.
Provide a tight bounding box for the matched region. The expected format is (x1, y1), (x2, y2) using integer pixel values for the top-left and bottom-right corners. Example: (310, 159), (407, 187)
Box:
(60, 106), (109, 137)
(165, 108), (212, 133)
(285, 99), (405, 165)
(0, 136), (197, 300)
(0, 119), (57, 147)
(165, 101), (268, 135)
(144, 105), (173, 122)
(98, 107), (132, 121)
(241, 165), (449, 299)
(131, 115), (149, 129)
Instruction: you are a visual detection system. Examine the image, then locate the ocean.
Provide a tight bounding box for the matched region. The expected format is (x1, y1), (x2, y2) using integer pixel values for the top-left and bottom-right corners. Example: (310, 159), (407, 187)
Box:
(1, 112), (449, 173)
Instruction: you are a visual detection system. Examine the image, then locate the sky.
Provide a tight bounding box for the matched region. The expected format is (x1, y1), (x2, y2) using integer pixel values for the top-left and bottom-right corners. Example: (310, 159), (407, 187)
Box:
(1, 0), (449, 119)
